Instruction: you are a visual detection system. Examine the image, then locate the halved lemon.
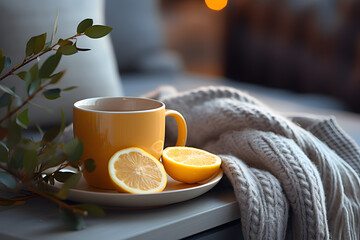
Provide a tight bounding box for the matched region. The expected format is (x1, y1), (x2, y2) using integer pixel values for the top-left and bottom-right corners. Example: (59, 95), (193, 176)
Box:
(108, 147), (167, 194)
(162, 147), (221, 184)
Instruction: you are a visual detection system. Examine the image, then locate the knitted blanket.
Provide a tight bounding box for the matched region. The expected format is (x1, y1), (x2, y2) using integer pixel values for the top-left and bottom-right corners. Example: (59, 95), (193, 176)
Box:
(144, 86), (360, 240)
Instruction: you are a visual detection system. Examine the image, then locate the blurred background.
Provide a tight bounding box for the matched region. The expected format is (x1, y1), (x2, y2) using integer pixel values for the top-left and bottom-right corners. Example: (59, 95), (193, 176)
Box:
(1, 0), (359, 124)
(159, 0), (360, 112)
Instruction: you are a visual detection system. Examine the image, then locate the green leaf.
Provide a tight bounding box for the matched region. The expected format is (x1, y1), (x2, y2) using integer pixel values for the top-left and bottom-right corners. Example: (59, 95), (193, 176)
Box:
(53, 171), (75, 183)
(84, 158), (96, 173)
(43, 41), (52, 51)
(5, 57), (11, 68)
(12, 95), (22, 109)
(42, 125), (61, 142)
(62, 86), (77, 91)
(38, 143), (56, 162)
(57, 45), (78, 55)
(10, 145), (30, 169)
(84, 25), (112, 39)
(0, 84), (19, 98)
(17, 71), (31, 91)
(23, 149), (38, 174)
(56, 172), (81, 199)
(77, 18), (93, 34)
(8, 150), (23, 172)
(41, 156), (65, 171)
(39, 53), (62, 78)
(25, 78), (32, 95)
(76, 47), (91, 52)
(51, 9), (59, 45)
(49, 70), (66, 84)
(58, 40), (73, 47)
(35, 33), (47, 54)
(26, 37), (35, 57)
(0, 56), (6, 74)
(6, 123), (21, 150)
(29, 62), (39, 81)
(0, 142), (9, 163)
(26, 33), (47, 57)
(0, 172), (18, 190)
(76, 204), (105, 216)
(16, 109), (30, 129)
(28, 78), (41, 96)
(0, 92), (11, 108)
(26, 33), (47, 56)
(43, 88), (61, 100)
(63, 139), (83, 163)
(59, 207), (85, 230)
(27, 63), (40, 96)
(17, 71), (29, 80)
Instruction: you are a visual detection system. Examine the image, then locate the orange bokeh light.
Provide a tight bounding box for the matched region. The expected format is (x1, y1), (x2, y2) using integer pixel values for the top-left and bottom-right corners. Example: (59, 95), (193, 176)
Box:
(205, 0), (228, 11)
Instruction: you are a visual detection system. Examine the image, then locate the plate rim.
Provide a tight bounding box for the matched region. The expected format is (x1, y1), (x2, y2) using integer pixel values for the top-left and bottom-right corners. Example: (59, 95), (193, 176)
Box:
(69, 168), (222, 196)
(45, 169), (223, 207)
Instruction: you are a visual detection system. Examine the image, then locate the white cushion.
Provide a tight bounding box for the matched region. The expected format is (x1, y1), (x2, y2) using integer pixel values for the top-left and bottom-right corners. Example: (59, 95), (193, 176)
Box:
(106, 0), (182, 73)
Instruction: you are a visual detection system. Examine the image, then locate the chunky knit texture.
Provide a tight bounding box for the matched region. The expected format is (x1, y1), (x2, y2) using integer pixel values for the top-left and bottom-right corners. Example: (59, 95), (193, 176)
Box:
(152, 86), (360, 240)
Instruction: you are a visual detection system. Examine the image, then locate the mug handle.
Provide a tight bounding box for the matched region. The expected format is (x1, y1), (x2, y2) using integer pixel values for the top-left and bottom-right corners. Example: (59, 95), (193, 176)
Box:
(165, 109), (187, 146)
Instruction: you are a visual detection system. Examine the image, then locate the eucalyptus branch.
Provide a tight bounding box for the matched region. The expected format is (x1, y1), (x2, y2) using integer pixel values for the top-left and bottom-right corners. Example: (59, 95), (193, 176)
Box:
(0, 17), (110, 230)
(0, 34), (83, 82)
(2, 161), (88, 216)
(26, 185), (87, 215)
(19, 33), (83, 69)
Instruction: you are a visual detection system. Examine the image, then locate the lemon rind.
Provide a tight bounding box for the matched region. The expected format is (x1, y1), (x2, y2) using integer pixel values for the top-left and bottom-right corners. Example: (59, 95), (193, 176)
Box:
(162, 147), (221, 168)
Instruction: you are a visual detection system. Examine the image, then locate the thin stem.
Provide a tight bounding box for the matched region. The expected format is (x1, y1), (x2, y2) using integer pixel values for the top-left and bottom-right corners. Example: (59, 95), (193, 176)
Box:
(53, 162), (70, 173)
(27, 185), (87, 215)
(0, 193), (38, 202)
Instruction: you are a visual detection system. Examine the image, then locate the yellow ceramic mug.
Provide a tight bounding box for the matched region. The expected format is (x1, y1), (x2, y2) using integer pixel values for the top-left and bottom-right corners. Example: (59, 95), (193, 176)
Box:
(73, 97), (187, 189)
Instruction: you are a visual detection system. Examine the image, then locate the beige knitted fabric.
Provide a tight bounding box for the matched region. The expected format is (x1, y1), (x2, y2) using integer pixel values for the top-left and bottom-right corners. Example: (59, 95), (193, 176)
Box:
(153, 86), (360, 240)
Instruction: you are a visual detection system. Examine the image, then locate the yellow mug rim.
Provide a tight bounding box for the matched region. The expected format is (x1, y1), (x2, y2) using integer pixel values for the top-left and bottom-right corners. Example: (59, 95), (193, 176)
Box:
(74, 96), (165, 114)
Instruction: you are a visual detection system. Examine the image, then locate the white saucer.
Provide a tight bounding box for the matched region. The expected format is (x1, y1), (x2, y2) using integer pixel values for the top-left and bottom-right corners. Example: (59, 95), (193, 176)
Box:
(48, 169), (223, 208)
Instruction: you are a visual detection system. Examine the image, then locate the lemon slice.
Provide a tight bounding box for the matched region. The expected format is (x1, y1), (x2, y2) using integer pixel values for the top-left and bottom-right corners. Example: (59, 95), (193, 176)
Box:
(108, 147), (167, 194)
(162, 147), (221, 184)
